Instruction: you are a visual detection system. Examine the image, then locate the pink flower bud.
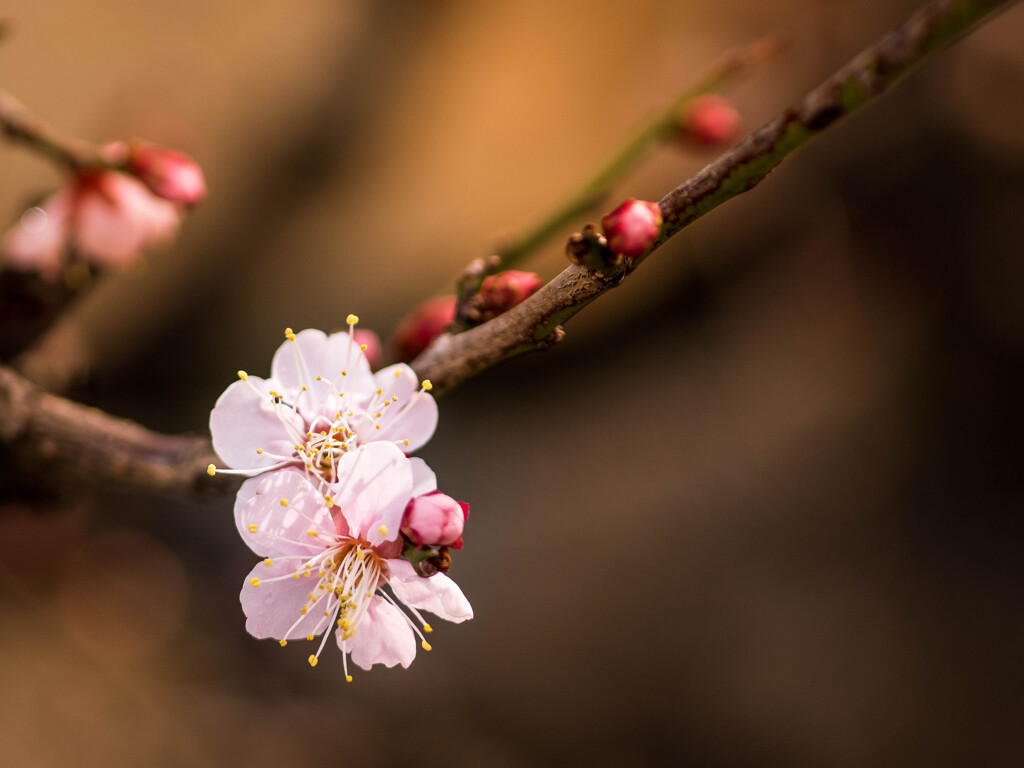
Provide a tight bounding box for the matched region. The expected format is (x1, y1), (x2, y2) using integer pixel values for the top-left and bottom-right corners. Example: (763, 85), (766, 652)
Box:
(390, 295), (456, 362)
(682, 94), (740, 146)
(479, 270), (542, 315)
(352, 329), (382, 371)
(402, 492), (467, 548)
(126, 140), (206, 206)
(601, 199), (662, 258)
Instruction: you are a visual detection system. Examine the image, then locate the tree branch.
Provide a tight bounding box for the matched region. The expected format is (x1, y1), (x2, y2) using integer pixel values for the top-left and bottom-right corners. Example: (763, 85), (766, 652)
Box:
(411, 0), (1016, 393)
(0, 364), (231, 496)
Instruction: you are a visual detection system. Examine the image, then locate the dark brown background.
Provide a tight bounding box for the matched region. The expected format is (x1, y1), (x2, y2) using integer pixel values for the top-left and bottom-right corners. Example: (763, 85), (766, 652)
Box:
(1, 1), (1023, 765)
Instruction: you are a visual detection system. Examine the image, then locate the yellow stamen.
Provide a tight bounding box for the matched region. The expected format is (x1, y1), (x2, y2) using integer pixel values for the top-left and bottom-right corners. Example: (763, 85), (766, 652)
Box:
(285, 327), (296, 342)
(250, 577), (261, 587)
(237, 370), (248, 381)
(346, 314), (359, 326)
(378, 525), (388, 537)
(308, 655), (318, 667)
(421, 379), (433, 391)
(207, 464), (217, 476)
(421, 641), (432, 651)
(248, 524), (258, 533)
(279, 639), (288, 647)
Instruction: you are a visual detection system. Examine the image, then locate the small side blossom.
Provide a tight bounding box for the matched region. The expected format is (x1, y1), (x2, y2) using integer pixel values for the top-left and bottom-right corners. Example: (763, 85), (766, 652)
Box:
(126, 139), (207, 206)
(2, 169), (180, 279)
(601, 199), (662, 258)
(402, 492), (467, 549)
(390, 295), (456, 362)
(352, 328), (382, 371)
(236, 442), (472, 677)
(209, 320), (438, 494)
(681, 94), (740, 146)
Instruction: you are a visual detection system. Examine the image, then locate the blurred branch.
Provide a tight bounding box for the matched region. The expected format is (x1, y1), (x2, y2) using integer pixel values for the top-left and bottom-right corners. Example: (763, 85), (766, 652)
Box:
(412, 0), (1016, 393)
(0, 364), (232, 496)
(0, 89), (105, 169)
(489, 36), (783, 272)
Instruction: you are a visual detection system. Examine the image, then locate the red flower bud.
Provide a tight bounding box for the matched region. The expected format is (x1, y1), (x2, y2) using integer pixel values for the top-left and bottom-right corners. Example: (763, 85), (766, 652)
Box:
(402, 492), (466, 548)
(352, 329), (382, 371)
(126, 140), (206, 206)
(601, 199), (662, 258)
(390, 295), (456, 362)
(682, 94), (740, 146)
(478, 270), (542, 315)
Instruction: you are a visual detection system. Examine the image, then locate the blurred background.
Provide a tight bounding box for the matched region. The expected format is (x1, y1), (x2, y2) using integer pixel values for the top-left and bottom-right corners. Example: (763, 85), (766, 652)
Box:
(1, 0), (1023, 765)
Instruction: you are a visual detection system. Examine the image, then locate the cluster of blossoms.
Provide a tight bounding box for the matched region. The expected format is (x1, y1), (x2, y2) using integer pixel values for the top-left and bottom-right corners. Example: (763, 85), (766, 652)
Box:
(209, 317), (472, 681)
(2, 139), (206, 280)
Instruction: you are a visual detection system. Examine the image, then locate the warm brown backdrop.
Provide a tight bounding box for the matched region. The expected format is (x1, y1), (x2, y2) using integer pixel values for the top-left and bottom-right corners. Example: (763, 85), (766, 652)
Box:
(1, 1), (1023, 765)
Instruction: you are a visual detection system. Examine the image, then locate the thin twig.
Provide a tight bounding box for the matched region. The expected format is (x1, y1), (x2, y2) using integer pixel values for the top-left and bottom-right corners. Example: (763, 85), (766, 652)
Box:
(0, 89), (104, 169)
(411, 0), (1015, 393)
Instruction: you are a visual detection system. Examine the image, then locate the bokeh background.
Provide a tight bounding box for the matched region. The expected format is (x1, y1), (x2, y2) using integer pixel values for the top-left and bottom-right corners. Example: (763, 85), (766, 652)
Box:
(2, 0), (1023, 765)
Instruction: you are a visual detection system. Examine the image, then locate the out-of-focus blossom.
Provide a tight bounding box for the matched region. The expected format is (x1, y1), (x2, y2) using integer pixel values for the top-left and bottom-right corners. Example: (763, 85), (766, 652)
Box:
(236, 443), (472, 677)
(390, 295), (456, 362)
(478, 270), (542, 317)
(402, 492), (468, 549)
(681, 94), (740, 146)
(126, 139), (206, 206)
(352, 328), (382, 371)
(209, 322), (438, 494)
(2, 169), (181, 279)
(601, 199), (662, 258)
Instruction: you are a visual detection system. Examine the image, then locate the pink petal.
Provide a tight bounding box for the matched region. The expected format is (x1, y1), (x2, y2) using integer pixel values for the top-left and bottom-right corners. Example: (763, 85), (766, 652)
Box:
(236, 470), (334, 557)
(388, 558), (473, 623)
(374, 391), (438, 452)
(408, 458), (437, 497)
(210, 377), (303, 470)
(241, 559), (326, 640)
(340, 598), (416, 670)
(2, 190), (73, 278)
(73, 172), (179, 267)
(332, 442), (412, 546)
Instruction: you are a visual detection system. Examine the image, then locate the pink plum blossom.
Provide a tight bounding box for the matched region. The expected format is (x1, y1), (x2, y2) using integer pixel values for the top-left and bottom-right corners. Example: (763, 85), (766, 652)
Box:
(2, 169), (181, 279)
(390, 295), (456, 362)
(236, 442), (472, 677)
(682, 94), (740, 146)
(209, 321), (439, 494)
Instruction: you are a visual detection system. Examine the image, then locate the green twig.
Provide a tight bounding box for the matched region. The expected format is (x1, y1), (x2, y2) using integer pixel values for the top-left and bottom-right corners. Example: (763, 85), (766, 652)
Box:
(492, 36), (783, 269)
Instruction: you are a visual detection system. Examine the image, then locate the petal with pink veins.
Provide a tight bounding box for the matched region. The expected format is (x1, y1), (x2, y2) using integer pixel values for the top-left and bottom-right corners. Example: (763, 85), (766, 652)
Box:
(241, 558), (327, 640)
(210, 377), (303, 470)
(332, 443), (412, 546)
(237, 470), (334, 557)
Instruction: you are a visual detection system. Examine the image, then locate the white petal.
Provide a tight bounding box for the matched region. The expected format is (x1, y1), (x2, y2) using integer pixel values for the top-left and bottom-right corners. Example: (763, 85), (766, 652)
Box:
(341, 598), (416, 670)
(210, 377), (303, 470)
(236, 470), (334, 557)
(332, 443), (412, 546)
(241, 559), (326, 640)
(409, 457), (437, 497)
(388, 558), (474, 623)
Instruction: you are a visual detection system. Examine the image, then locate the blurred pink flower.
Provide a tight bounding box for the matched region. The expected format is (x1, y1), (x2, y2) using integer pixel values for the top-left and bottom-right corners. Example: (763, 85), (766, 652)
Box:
(682, 94), (740, 146)
(351, 328), (382, 371)
(2, 169), (180, 279)
(236, 443), (472, 677)
(390, 295), (456, 362)
(126, 139), (206, 206)
(210, 325), (438, 494)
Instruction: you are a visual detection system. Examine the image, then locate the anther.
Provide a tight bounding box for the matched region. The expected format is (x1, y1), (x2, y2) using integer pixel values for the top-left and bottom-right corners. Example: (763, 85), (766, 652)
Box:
(378, 525), (388, 537)
(421, 641), (432, 651)
(280, 498), (289, 507)
(248, 524), (258, 533)
(346, 314), (359, 326)
(360, 344), (368, 351)
(237, 370), (248, 381)
(306, 634), (315, 641)
(279, 639), (288, 646)
(264, 558), (274, 566)
(324, 496), (334, 507)
(285, 327), (296, 342)
(423, 623), (433, 633)
(250, 577), (261, 587)
(207, 464), (217, 476)
(421, 380), (433, 391)
(308, 655), (318, 667)
(256, 448), (264, 454)
(345, 675), (353, 683)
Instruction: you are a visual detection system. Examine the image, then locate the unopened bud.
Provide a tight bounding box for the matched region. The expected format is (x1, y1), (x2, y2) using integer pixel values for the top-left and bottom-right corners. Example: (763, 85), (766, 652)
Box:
(126, 140), (206, 206)
(390, 295), (456, 362)
(352, 329), (382, 371)
(681, 94), (740, 146)
(402, 492), (466, 548)
(478, 269), (541, 316)
(601, 199), (662, 259)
